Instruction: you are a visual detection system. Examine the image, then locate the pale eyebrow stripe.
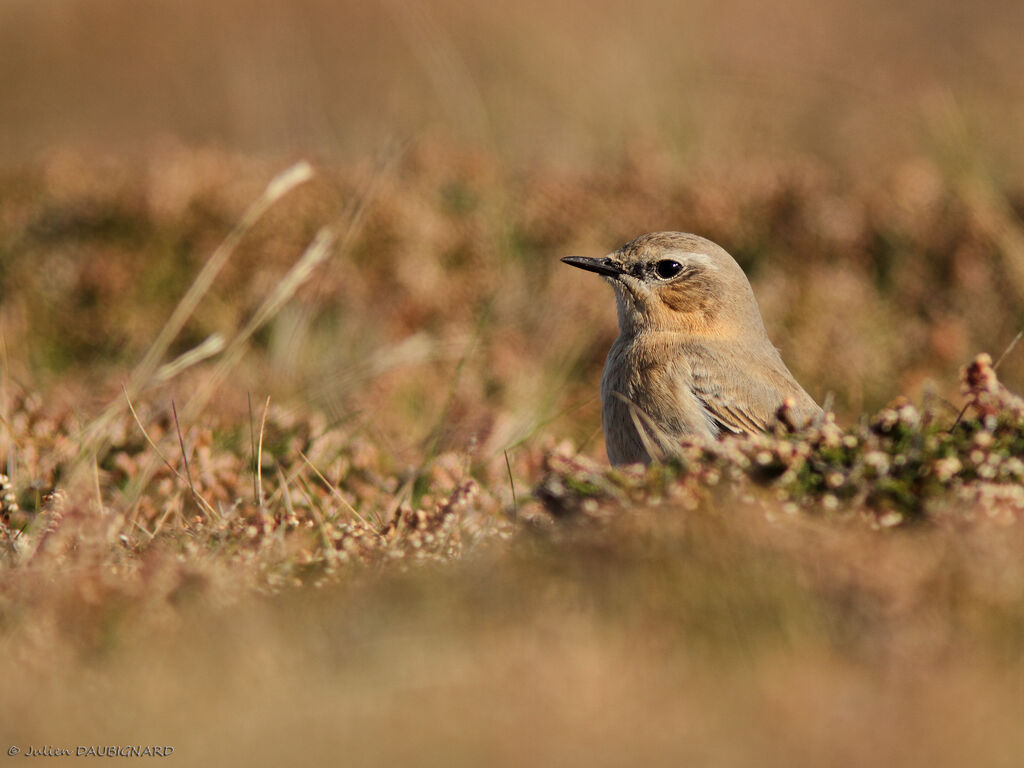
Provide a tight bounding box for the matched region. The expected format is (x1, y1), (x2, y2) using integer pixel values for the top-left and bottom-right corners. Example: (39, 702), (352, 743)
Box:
(680, 252), (718, 270)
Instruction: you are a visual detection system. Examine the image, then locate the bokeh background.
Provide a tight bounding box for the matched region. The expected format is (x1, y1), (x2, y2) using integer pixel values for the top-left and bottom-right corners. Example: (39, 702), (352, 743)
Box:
(4, 0), (1024, 172)
(3, 2), (1024, 766)
(4, 0), (1024, 444)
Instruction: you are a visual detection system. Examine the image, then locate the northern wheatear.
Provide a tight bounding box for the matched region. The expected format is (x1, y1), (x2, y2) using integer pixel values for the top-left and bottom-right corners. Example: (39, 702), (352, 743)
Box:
(563, 232), (821, 465)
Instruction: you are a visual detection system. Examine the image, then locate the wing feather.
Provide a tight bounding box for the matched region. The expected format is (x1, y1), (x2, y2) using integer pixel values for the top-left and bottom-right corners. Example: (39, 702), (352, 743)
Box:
(694, 392), (771, 436)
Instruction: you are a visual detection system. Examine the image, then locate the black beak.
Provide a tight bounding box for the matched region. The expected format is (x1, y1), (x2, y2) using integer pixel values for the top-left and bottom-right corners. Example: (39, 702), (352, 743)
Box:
(560, 256), (625, 278)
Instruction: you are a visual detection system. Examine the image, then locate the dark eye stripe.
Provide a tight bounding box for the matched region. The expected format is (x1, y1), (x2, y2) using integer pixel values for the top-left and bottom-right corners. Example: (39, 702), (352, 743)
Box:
(655, 260), (684, 279)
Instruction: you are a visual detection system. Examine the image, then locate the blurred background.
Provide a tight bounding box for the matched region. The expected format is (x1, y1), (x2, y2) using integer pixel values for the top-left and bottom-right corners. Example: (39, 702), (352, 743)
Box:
(3, 0), (1024, 454)
(4, 3), (1024, 766)
(3, 0), (1024, 173)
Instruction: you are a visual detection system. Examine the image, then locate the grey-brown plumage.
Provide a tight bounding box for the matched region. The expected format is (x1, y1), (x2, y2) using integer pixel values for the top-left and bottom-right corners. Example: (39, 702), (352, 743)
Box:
(562, 232), (821, 465)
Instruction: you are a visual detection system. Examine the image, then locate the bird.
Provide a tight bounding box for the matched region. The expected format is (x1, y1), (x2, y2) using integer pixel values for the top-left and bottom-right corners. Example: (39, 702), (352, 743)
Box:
(562, 232), (822, 465)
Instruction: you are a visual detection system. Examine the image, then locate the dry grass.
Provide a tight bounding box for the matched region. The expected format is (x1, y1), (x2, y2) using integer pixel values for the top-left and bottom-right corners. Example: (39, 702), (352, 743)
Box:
(3, 1), (1024, 763)
(4, 142), (1024, 425)
(2, 145), (1024, 764)
(4, 507), (1024, 767)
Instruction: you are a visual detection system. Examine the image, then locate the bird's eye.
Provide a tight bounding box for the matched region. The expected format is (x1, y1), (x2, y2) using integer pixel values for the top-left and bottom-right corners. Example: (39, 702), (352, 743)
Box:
(654, 260), (684, 279)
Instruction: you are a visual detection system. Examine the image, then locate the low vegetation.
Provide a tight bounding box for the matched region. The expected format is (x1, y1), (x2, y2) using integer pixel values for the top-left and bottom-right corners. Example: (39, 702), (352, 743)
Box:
(2, 145), (1024, 765)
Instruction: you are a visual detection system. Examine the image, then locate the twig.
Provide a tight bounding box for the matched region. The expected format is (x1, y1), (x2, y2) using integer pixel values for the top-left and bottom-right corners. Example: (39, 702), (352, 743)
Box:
(171, 401), (210, 518)
(124, 388), (188, 485)
(155, 333), (225, 383)
(256, 396), (271, 509)
(294, 474), (339, 563)
(274, 464), (296, 524)
(248, 393), (258, 503)
(504, 449), (518, 524)
(150, 496), (180, 538)
(262, 462), (306, 508)
(297, 450), (380, 535)
(92, 454), (104, 516)
(501, 395), (598, 454)
(994, 330), (1024, 371)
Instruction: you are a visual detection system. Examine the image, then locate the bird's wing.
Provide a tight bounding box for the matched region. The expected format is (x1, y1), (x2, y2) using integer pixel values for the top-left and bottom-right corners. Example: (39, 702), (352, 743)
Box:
(693, 389), (772, 435)
(686, 346), (813, 436)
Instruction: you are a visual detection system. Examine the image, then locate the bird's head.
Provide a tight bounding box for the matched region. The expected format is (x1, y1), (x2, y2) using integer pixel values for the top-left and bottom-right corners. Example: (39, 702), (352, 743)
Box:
(562, 232), (767, 338)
